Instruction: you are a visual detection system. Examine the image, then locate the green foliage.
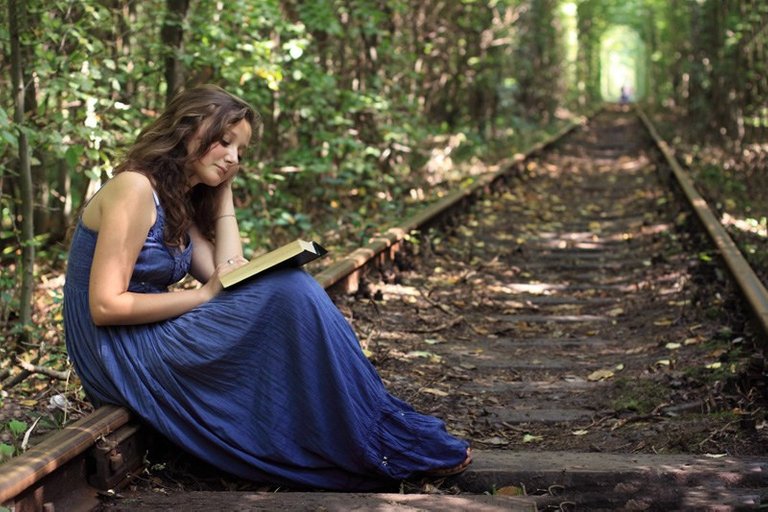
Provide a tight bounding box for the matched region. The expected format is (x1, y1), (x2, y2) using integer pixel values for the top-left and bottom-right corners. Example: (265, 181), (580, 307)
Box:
(0, 443), (14, 462)
(698, 163), (748, 204)
(611, 378), (668, 415)
(0, 419), (29, 461)
(1, 0), (588, 345)
(7, 419), (26, 437)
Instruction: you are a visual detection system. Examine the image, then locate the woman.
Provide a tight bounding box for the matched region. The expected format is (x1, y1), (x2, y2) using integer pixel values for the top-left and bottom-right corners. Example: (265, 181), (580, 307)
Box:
(63, 84), (471, 491)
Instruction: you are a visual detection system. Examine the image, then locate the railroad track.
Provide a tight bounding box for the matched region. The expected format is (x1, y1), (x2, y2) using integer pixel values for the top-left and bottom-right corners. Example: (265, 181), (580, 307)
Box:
(2, 107), (767, 511)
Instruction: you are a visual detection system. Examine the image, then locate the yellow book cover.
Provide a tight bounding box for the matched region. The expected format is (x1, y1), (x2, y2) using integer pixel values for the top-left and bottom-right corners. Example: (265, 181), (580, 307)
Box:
(219, 239), (327, 288)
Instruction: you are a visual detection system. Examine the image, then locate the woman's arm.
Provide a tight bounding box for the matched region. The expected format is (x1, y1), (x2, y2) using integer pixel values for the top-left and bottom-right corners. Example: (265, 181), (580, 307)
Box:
(188, 183), (247, 284)
(87, 173), (220, 326)
(212, 184), (244, 264)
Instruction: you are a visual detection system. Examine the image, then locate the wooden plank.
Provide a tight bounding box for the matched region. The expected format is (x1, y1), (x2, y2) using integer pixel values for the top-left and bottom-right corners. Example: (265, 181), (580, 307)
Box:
(105, 491), (538, 512)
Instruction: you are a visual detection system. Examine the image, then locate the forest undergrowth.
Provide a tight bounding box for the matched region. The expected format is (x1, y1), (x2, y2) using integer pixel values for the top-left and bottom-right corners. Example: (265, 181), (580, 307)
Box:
(652, 108), (768, 288)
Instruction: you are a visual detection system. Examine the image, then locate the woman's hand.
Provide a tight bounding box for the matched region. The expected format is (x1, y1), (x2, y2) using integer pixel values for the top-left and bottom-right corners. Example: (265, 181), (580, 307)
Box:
(200, 255), (249, 300)
(221, 255), (248, 273)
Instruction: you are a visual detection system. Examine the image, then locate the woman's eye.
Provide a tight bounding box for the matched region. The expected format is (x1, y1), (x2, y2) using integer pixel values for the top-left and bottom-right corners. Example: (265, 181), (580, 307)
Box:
(221, 138), (231, 147)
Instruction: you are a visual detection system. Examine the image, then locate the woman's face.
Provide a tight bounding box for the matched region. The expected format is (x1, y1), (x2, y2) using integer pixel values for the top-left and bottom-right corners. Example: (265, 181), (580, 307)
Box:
(185, 118), (252, 188)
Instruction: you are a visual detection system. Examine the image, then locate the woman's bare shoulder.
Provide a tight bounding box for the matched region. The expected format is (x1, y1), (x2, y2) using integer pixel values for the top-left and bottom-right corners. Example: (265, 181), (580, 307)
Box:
(95, 171), (155, 205)
(82, 171), (156, 230)
(109, 171), (155, 193)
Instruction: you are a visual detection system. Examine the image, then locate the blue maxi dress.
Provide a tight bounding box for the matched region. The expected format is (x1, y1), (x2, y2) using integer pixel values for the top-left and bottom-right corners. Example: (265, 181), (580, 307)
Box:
(63, 197), (469, 491)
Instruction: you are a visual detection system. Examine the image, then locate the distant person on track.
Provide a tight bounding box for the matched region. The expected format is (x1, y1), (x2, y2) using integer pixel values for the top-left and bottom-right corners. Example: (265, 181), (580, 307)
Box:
(619, 85), (631, 104)
(63, 84), (471, 490)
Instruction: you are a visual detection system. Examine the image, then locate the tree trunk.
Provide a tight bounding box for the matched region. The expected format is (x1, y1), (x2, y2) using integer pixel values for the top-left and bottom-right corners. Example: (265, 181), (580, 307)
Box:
(162, 0), (190, 104)
(8, 0), (35, 345)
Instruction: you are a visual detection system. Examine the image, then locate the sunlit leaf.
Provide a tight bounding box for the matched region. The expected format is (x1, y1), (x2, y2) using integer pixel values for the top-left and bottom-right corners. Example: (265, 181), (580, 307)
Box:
(587, 369), (614, 381)
(8, 420), (28, 437)
(496, 485), (525, 496)
(480, 436), (509, 446)
(0, 444), (14, 460)
(422, 388), (449, 397)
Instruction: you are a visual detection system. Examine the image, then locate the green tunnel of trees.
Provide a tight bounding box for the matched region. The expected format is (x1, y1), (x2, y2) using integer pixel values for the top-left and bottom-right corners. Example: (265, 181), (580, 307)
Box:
(1, 0), (767, 340)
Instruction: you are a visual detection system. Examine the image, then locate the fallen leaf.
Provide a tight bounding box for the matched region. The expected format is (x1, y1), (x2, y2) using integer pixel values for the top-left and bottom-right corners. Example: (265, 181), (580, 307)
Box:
(572, 429), (589, 436)
(422, 388), (449, 397)
(405, 350), (442, 363)
(496, 485), (525, 496)
(665, 342), (682, 350)
(587, 369), (615, 381)
(480, 436), (510, 446)
(457, 226), (475, 237)
(502, 192), (518, 201)
(523, 433), (543, 443)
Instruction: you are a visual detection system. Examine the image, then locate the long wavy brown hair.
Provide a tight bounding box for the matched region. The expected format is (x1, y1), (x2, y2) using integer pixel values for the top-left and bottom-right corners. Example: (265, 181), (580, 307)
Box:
(115, 85), (260, 246)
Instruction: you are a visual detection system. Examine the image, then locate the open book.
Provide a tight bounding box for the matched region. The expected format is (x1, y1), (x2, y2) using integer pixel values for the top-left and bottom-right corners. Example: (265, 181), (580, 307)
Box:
(219, 239), (327, 288)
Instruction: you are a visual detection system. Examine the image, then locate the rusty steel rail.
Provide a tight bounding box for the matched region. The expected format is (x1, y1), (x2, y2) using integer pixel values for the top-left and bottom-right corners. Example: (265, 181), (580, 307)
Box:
(0, 115), (589, 511)
(0, 406), (135, 511)
(637, 108), (768, 346)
